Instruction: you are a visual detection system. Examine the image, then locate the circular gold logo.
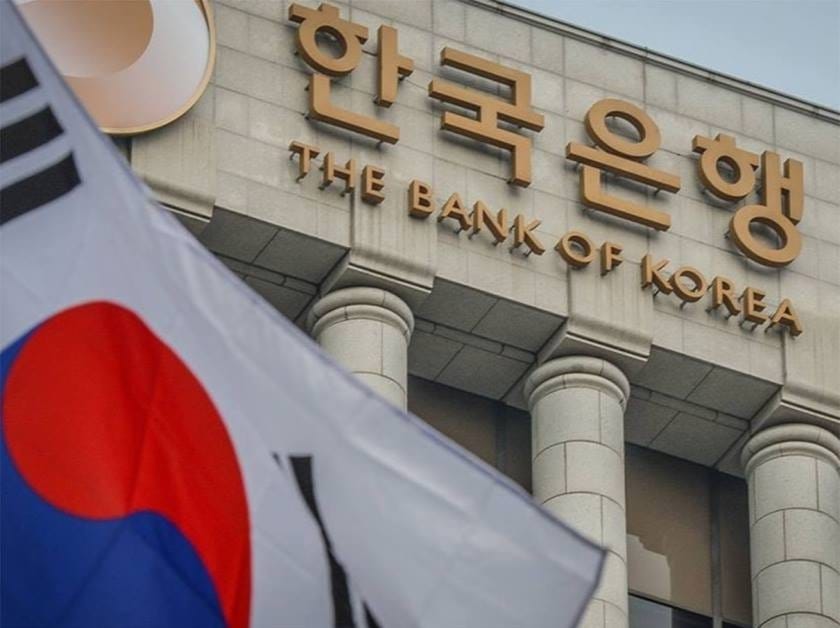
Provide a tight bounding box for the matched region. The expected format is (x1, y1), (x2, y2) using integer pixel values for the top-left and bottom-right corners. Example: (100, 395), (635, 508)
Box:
(16, 0), (215, 135)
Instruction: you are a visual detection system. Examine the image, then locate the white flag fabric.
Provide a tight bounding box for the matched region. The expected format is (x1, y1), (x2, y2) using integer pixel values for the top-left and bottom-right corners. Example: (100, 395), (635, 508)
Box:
(0, 3), (603, 627)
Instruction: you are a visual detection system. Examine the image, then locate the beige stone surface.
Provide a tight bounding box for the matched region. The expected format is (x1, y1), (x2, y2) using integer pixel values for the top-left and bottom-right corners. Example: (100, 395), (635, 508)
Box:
(126, 2), (840, 624)
(527, 356), (630, 627)
(191, 0), (839, 382)
(131, 107), (216, 231)
(743, 425), (840, 627)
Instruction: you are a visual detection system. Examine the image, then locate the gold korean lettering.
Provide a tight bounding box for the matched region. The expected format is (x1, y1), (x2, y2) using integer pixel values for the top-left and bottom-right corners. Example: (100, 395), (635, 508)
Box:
(288, 3), (413, 143)
(428, 48), (544, 187)
(566, 99), (680, 230)
(376, 25), (413, 107)
(692, 133), (804, 267)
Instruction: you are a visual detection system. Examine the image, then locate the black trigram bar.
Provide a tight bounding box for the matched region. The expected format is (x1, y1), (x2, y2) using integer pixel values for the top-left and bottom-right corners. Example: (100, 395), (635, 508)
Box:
(290, 455), (357, 628)
(0, 57), (81, 226)
(364, 605), (382, 628)
(0, 106), (63, 164)
(0, 153), (80, 226)
(289, 456), (383, 628)
(0, 57), (38, 103)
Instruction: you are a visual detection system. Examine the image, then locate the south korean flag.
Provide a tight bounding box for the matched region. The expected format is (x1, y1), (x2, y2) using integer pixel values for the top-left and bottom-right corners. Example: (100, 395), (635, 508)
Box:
(0, 3), (605, 627)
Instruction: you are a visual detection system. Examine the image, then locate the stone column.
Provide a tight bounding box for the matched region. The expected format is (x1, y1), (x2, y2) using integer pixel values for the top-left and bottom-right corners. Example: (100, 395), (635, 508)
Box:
(741, 423), (840, 628)
(524, 356), (630, 628)
(308, 287), (414, 410)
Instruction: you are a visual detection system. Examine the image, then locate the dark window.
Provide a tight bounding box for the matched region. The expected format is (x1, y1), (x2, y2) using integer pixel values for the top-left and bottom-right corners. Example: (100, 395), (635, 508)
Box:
(629, 595), (713, 628)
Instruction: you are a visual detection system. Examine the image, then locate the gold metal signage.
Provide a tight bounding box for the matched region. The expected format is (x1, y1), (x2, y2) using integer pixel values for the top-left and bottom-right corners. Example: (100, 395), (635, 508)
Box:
(19, 0), (216, 135)
(288, 2), (543, 185)
(427, 48), (545, 187)
(566, 99), (680, 230)
(288, 3), (807, 272)
(289, 140), (803, 337)
(692, 135), (804, 267)
(288, 3), (412, 143)
(286, 3), (807, 336)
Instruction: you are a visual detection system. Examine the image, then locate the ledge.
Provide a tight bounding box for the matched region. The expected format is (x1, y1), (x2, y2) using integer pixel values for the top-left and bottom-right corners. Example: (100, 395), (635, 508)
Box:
(468, 0), (840, 125)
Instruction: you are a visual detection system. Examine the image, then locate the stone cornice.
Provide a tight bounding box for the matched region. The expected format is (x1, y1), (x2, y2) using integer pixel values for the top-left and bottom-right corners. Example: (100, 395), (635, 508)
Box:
(466, 0), (840, 124)
(751, 311), (840, 432)
(539, 261), (654, 375)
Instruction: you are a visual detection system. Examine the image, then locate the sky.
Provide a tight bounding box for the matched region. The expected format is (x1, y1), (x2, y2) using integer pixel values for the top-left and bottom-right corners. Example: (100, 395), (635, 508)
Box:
(513, 0), (840, 110)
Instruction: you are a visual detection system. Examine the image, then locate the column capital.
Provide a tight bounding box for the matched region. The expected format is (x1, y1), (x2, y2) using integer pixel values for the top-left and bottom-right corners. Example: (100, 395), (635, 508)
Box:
(524, 355), (630, 410)
(741, 422), (840, 475)
(307, 286), (414, 340)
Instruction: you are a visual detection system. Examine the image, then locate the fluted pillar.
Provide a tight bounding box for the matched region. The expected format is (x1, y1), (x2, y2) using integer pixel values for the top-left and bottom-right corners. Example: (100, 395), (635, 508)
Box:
(308, 287), (414, 410)
(524, 356), (630, 628)
(741, 423), (840, 628)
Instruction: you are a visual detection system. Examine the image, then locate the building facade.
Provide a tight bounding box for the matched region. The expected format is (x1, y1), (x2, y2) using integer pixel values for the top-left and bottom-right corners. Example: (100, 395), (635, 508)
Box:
(122, 1), (840, 626)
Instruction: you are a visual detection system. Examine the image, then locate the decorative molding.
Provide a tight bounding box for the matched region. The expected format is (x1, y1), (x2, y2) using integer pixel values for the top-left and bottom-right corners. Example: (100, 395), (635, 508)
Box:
(752, 311), (840, 432)
(525, 355), (631, 408)
(308, 286), (415, 339)
(467, 0), (840, 124)
(741, 423), (840, 474)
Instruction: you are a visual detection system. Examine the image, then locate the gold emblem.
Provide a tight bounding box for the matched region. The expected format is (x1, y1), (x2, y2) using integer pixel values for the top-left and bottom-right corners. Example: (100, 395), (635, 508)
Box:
(17, 0), (215, 135)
